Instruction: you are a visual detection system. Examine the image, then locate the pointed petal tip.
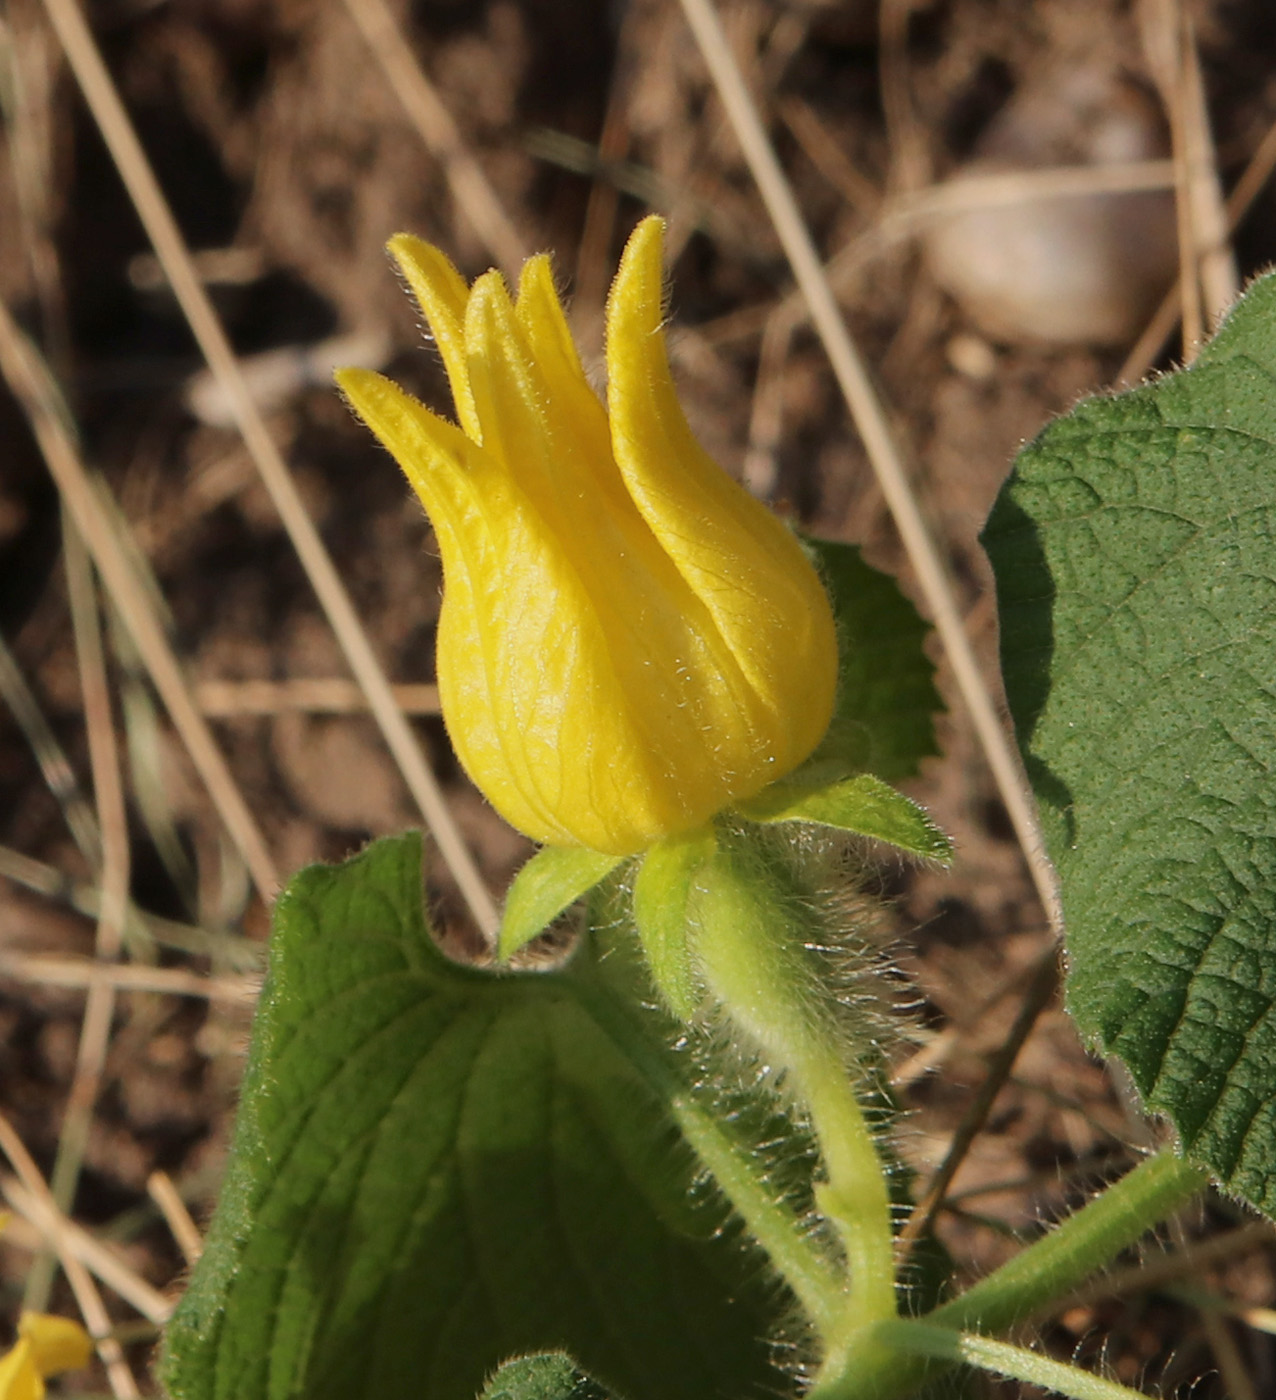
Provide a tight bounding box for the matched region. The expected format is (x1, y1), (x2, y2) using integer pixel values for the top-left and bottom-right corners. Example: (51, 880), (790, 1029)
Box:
(467, 266), (514, 306)
(333, 367), (436, 446)
(517, 250), (554, 288)
(610, 215), (669, 340)
(386, 230), (443, 270)
(464, 267), (519, 343)
(333, 364), (391, 415)
(515, 252), (563, 317)
(386, 232), (438, 286)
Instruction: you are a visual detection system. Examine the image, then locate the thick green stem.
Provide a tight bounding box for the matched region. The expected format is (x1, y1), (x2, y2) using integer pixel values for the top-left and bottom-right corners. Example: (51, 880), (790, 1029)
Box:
(810, 1150), (1208, 1399)
(691, 843), (898, 1342)
(569, 943), (848, 1347)
(797, 1041), (897, 1328)
(931, 1151), (1207, 1334)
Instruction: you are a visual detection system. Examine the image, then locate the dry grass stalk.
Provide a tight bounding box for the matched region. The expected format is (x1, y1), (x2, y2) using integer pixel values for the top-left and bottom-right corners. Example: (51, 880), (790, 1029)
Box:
(0, 949), (258, 1006)
(0, 295), (280, 900)
(146, 1172), (204, 1268)
(699, 160), (1176, 355)
(572, 0), (640, 330)
(195, 677), (441, 717)
(0, 1117), (145, 1395)
(778, 96), (882, 216)
(1140, 0), (1236, 359)
(1115, 111), (1276, 385)
(336, 0), (526, 279)
(896, 947), (1060, 1258)
(878, 0), (929, 194)
(1042, 1220), (1276, 1318)
(676, 0), (1060, 929)
(0, 631), (102, 867)
(742, 305), (797, 499)
(0, 845), (262, 969)
(22, 527), (133, 1316)
(37, 0), (497, 936)
(0, 1171), (173, 1327)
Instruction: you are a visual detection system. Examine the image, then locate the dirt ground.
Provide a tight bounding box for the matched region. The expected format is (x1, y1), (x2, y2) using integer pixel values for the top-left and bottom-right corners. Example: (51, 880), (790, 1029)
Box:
(3, 0), (1276, 1394)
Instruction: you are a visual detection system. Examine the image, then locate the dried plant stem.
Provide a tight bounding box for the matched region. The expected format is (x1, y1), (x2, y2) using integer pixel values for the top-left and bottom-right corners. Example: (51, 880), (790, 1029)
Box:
(0, 948), (257, 1004)
(1115, 110), (1276, 385)
(0, 294), (279, 901)
(1, 1175), (174, 1327)
(38, 0), (497, 937)
(1044, 1220), (1276, 1317)
(878, 0), (929, 193)
(0, 632), (100, 864)
(23, 524), (131, 1315)
(1168, 1215), (1259, 1400)
(895, 947), (1059, 1257)
(0, 843), (260, 968)
(337, 0), (525, 279)
(194, 677), (440, 717)
(0, 1117), (144, 1396)
(678, 0), (1059, 928)
(1141, 0), (1236, 359)
(147, 1171), (204, 1267)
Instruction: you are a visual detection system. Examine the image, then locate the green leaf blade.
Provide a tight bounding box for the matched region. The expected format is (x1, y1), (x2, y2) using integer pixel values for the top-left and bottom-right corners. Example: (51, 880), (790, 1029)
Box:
(984, 270), (1276, 1216)
(163, 834), (786, 1400)
(802, 535), (942, 782)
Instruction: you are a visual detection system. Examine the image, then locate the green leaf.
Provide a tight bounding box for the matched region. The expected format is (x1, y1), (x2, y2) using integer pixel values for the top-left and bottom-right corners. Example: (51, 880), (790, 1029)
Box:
(478, 1354), (608, 1400)
(162, 834), (787, 1400)
(802, 535), (942, 782)
(631, 829), (717, 1020)
(984, 269), (1276, 1215)
(499, 845), (623, 959)
(738, 773), (952, 862)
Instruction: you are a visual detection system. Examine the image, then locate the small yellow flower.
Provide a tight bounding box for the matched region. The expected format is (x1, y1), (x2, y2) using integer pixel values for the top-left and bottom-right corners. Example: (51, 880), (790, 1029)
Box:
(0, 1313), (93, 1400)
(338, 217), (837, 854)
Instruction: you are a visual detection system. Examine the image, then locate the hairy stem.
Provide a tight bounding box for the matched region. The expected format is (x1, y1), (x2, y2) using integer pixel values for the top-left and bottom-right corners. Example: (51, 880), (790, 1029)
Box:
(691, 842), (898, 1341)
(673, 1095), (847, 1338)
(810, 1150), (1208, 1399)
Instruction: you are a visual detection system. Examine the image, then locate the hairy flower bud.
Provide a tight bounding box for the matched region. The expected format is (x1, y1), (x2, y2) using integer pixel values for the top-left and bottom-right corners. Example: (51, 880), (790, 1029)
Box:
(338, 217), (837, 854)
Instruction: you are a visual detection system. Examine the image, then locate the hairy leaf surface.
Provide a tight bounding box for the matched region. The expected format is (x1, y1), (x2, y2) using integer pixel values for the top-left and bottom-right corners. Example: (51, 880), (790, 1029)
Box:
(985, 271), (1276, 1214)
(162, 835), (785, 1400)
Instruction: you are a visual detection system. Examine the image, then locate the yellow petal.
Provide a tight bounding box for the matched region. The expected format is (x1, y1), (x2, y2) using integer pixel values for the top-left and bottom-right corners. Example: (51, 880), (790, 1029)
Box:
(338, 219), (841, 854)
(0, 1340), (44, 1400)
(606, 216), (837, 770)
(513, 255), (626, 511)
(17, 1314), (92, 1378)
(387, 234), (481, 442)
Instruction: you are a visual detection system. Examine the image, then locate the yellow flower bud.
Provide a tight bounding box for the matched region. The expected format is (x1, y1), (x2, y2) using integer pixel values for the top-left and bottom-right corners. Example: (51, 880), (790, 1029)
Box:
(338, 217), (837, 855)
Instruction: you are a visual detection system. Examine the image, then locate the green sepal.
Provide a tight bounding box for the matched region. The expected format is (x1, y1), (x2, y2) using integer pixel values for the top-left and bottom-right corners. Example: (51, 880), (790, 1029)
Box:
(632, 828), (717, 1020)
(737, 772), (952, 863)
(499, 846), (624, 959)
